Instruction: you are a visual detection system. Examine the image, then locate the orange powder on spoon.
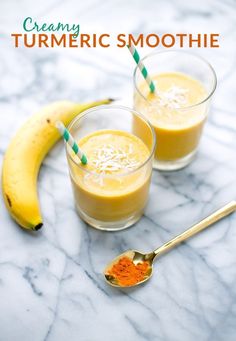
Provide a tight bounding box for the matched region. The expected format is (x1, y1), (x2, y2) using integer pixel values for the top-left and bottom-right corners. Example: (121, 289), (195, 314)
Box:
(107, 256), (150, 286)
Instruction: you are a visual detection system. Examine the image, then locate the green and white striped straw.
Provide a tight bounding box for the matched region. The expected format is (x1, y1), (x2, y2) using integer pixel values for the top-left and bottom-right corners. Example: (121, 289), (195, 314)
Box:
(56, 121), (87, 165)
(127, 44), (156, 93)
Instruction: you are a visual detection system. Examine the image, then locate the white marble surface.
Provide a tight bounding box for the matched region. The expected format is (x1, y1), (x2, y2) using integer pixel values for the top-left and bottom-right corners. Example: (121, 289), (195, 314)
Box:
(0, 0), (236, 340)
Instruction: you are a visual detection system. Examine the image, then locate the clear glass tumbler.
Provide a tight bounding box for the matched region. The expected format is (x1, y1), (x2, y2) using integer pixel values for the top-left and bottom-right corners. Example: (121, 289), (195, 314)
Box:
(65, 105), (156, 231)
(134, 50), (217, 171)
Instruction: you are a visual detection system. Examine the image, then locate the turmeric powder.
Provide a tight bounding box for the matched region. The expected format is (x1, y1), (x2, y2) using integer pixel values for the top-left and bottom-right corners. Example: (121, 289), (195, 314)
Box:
(107, 256), (150, 286)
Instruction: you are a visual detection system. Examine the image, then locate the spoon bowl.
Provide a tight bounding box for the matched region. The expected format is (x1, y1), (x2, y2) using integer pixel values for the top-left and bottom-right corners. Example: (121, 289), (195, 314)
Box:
(104, 250), (154, 287)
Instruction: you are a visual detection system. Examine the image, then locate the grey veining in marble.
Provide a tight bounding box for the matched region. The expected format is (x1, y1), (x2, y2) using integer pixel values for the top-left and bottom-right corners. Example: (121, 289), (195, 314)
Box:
(0, 0), (236, 340)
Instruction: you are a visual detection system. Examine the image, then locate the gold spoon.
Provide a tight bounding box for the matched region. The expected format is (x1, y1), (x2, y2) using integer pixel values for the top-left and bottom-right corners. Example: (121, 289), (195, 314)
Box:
(104, 201), (236, 288)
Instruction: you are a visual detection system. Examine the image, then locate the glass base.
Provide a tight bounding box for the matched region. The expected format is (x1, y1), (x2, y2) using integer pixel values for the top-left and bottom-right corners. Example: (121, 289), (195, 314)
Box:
(153, 150), (197, 171)
(76, 205), (143, 231)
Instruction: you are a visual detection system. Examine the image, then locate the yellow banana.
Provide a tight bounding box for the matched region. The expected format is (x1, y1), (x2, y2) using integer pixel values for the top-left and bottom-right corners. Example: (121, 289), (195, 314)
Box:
(2, 98), (112, 231)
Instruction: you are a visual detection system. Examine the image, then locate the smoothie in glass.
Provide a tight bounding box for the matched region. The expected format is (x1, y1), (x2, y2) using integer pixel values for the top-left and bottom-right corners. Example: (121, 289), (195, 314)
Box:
(135, 72), (207, 160)
(66, 106), (156, 231)
(134, 51), (217, 170)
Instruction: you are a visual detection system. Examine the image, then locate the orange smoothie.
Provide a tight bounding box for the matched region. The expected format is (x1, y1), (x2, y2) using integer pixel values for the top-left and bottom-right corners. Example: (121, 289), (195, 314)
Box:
(69, 130), (152, 226)
(134, 72), (208, 161)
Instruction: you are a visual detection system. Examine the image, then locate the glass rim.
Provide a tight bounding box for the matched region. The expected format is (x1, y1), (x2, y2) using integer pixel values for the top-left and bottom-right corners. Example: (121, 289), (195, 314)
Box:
(66, 104), (156, 178)
(133, 49), (217, 111)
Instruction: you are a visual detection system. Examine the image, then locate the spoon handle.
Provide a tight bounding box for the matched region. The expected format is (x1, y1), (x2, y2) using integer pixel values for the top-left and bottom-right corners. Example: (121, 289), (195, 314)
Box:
(153, 201), (236, 259)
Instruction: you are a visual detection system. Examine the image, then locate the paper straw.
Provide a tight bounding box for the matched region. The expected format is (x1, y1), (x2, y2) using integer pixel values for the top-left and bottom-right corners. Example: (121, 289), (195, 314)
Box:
(127, 44), (156, 93)
(56, 121), (87, 165)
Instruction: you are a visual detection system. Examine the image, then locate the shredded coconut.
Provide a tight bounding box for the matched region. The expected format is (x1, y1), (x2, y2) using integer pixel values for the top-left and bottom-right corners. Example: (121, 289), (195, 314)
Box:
(154, 85), (189, 109)
(91, 143), (140, 173)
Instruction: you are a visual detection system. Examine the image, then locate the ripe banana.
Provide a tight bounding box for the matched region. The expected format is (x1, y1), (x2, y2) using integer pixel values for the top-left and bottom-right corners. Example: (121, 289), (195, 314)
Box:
(2, 98), (112, 231)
